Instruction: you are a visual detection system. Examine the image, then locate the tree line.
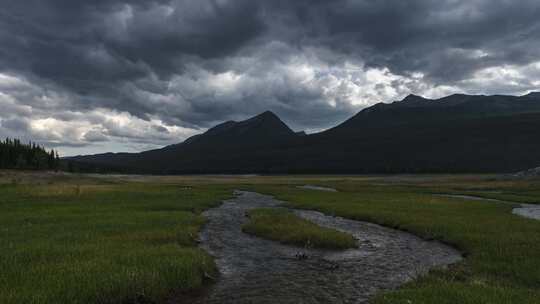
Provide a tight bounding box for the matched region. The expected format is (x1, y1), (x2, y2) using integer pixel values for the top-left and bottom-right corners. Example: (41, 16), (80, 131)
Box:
(0, 138), (60, 170)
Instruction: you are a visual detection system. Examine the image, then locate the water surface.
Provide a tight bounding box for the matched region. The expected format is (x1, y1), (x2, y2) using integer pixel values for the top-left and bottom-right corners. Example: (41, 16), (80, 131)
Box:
(179, 191), (461, 304)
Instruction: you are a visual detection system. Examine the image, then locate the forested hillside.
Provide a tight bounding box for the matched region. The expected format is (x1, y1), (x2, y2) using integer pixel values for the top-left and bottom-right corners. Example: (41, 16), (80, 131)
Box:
(0, 138), (60, 170)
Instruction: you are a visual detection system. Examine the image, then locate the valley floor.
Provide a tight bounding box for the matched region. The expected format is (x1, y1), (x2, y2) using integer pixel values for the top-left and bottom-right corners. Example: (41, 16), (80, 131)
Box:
(0, 171), (539, 303)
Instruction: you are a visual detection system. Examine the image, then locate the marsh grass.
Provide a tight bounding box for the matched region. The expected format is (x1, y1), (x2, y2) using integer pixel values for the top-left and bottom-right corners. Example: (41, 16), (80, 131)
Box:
(242, 208), (357, 249)
(248, 182), (540, 303)
(0, 182), (231, 304)
(3, 173), (540, 303)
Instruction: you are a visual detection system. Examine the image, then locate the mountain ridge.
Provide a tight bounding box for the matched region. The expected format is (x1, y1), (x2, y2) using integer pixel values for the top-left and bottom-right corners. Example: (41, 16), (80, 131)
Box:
(68, 91), (540, 174)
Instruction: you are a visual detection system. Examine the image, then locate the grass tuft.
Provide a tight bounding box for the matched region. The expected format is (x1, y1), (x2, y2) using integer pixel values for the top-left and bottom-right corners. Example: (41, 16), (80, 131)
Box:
(242, 208), (357, 249)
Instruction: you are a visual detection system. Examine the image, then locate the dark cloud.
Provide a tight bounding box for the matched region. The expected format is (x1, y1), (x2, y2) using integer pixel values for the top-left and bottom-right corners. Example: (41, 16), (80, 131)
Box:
(0, 117), (29, 131)
(264, 0), (540, 82)
(1, 0), (540, 154)
(0, 0), (263, 92)
(152, 125), (169, 133)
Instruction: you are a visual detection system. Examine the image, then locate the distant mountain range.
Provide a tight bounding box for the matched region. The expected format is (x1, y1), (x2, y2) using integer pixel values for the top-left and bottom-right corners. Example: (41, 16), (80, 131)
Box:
(68, 92), (540, 174)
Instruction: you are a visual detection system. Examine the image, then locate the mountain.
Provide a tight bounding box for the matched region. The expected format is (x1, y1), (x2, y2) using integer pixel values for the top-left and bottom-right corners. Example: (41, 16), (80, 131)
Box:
(291, 92), (540, 173)
(169, 110), (297, 148)
(68, 111), (301, 173)
(332, 92), (540, 131)
(68, 92), (540, 174)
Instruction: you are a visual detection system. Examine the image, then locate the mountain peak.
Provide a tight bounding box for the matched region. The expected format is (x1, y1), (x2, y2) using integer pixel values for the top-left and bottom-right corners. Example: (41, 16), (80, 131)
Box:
(255, 110), (280, 120)
(243, 110), (292, 132)
(180, 110), (295, 148)
(401, 94), (427, 103)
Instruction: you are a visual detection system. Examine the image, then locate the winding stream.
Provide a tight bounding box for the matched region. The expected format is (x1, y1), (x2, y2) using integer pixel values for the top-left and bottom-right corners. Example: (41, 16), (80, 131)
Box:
(178, 191), (461, 304)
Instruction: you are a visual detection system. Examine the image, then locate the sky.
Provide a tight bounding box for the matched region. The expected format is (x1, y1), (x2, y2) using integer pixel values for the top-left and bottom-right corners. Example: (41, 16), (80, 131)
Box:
(1, 0), (540, 156)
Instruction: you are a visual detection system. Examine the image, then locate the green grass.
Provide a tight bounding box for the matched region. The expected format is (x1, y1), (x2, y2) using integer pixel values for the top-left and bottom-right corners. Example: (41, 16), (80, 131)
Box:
(0, 182), (232, 304)
(247, 181), (540, 304)
(242, 208), (357, 249)
(3, 173), (540, 303)
(441, 190), (540, 205)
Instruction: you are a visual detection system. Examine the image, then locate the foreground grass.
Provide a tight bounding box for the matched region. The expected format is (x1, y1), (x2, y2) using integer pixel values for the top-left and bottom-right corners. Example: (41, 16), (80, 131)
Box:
(248, 182), (540, 303)
(242, 208), (357, 249)
(3, 172), (540, 303)
(0, 181), (231, 304)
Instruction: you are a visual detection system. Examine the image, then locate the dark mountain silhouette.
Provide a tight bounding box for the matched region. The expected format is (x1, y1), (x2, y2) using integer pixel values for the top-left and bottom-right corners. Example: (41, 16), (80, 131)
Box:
(68, 111), (301, 173)
(170, 110), (297, 148)
(68, 92), (540, 174)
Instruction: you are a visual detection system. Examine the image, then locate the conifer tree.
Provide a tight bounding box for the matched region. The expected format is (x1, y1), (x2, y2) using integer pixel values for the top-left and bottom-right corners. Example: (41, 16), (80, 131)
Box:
(0, 138), (62, 171)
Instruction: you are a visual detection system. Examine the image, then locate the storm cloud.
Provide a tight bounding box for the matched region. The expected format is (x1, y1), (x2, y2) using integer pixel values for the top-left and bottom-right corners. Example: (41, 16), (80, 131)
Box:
(1, 0), (540, 155)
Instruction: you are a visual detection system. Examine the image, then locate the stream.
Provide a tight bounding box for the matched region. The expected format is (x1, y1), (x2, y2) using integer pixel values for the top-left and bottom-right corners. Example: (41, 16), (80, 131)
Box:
(178, 191), (462, 304)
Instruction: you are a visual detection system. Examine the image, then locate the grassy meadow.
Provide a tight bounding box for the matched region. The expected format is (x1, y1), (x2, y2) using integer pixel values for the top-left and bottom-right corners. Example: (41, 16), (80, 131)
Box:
(242, 208), (357, 249)
(247, 178), (540, 304)
(0, 176), (232, 303)
(1, 172), (540, 303)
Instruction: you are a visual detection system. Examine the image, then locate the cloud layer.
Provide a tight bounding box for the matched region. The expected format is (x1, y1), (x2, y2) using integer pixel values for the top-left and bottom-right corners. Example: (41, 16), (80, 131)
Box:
(1, 0), (540, 155)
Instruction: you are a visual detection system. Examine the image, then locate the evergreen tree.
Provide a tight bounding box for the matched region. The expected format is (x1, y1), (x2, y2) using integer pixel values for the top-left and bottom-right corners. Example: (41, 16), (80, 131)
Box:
(0, 138), (62, 171)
